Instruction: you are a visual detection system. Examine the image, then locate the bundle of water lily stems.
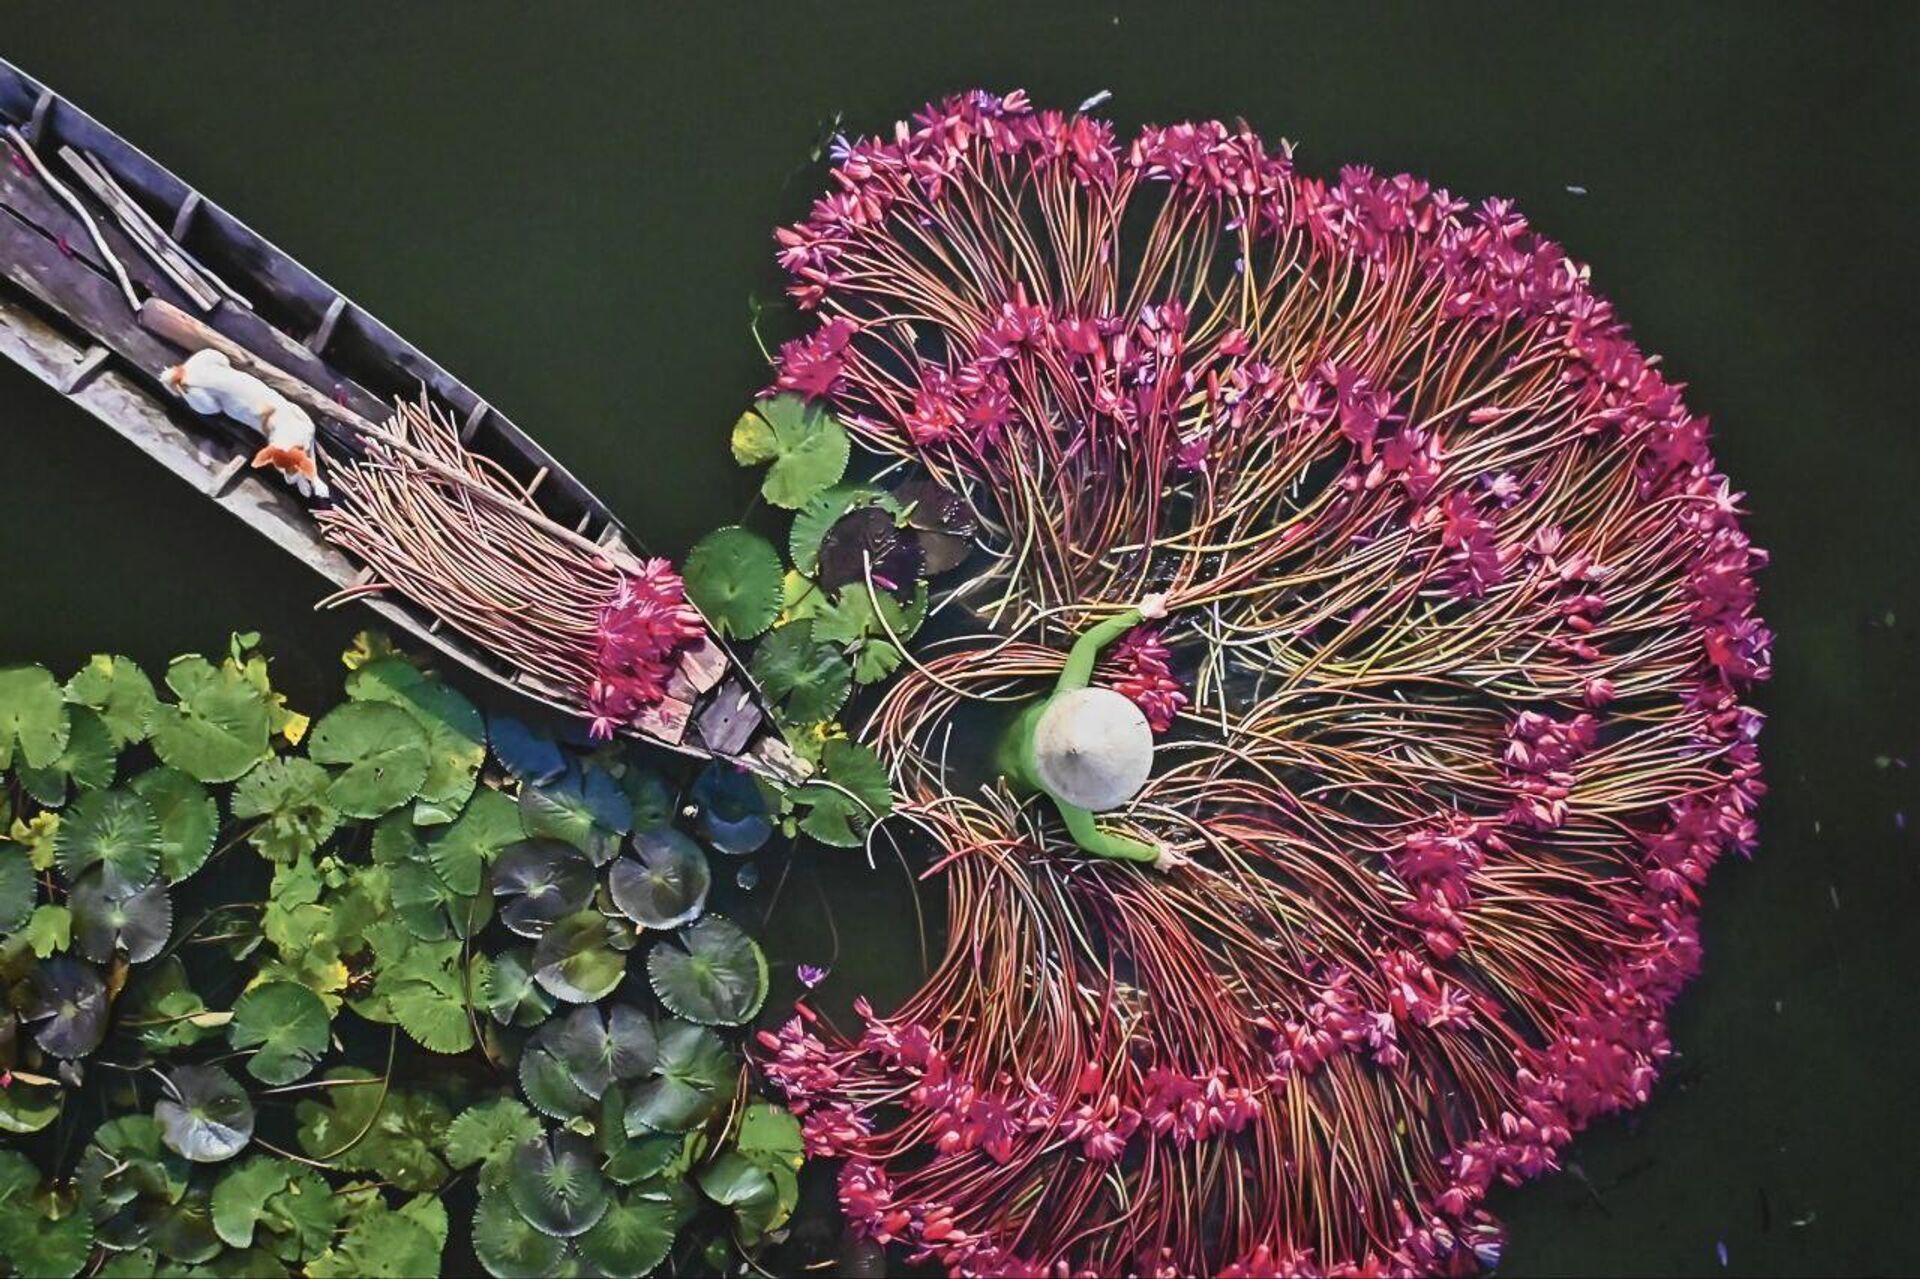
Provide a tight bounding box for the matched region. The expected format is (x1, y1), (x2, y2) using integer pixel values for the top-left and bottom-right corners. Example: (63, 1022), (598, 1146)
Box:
(753, 90), (1771, 1277)
(316, 398), (701, 728)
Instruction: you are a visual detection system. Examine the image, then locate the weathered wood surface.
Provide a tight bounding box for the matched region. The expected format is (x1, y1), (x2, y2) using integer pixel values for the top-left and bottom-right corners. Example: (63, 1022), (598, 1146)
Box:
(0, 56), (802, 781)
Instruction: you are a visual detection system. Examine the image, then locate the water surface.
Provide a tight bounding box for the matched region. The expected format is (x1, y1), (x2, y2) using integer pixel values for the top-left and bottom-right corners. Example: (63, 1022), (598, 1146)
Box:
(4, 6), (1917, 1274)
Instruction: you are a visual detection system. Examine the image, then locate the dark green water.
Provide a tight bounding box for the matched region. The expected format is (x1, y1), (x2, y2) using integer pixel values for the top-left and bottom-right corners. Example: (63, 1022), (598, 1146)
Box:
(4, 5), (1917, 1274)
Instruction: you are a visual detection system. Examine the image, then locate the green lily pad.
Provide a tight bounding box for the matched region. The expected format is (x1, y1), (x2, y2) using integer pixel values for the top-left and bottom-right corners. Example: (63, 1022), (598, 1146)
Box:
(65, 654), (158, 747)
(308, 702), (431, 819)
(428, 787), (523, 896)
(71, 873), (172, 963)
(750, 620), (851, 728)
(347, 657), (486, 825)
(232, 757), (340, 863)
(384, 960), (478, 1055)
(624, 1019), (733, 1135)
(736, 1101), (805, 1174)
(482, 946), (556, 1027)
(20, 705), (118, 805)
(518, 1031), (593, 1122)
(446, 1099), (544, 1175)
(682, 527), (782, 640)
(520, 768), (629, 865)
(148, 655), (270, 783)
(608, 829), (711, 930)
(697, 1149), (794, 1241)
(473, 1189), (567, 1278)
(0, 663), (70, 771)
(795, 738), (894, 848)
(789, 483), (901, 576)
(0, 1194), (92, 1279)
(646, 915), (768, 1026)
(53, 786), (159, 895)
(545, 1003), (656, 1100)
(155, 1065), (254, 1163)
(128, 767), (218, 883)
(508, 1132), (610, 1239)
(147, 1186), (221, 1263)
(491, 839), (596, 939)
(532, 910), (627, 1005)
(229, 981), (330, 1085)
(731, 393), (852, 509)
(210, 1155), (297, 1249)
(577, 1191), (678, 1278)
(27, 954), (109, 1057)
(0, 845), (35, 934)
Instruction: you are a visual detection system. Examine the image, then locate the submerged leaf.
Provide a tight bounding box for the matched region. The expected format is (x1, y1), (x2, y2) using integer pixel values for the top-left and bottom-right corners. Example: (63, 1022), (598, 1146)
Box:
(486, 714), (566, 785)
(690, 764), (772, 856)
(608, 829), (711, 930)
(818, 506), (926, 602)
(646, 915), (768, 1026)
(683, 527), (782, 640)
(308, 702), (431, 819)
(156, 1065), (254, 1163)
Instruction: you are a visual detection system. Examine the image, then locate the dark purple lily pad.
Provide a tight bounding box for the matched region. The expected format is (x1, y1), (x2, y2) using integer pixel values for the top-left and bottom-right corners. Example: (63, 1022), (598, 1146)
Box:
(894, 479), (979, 575)
(490, 839), (595, 939)
(71, 873), (172, 964)
(27, 955), (109, 1058)
(818, 507), (925, 601)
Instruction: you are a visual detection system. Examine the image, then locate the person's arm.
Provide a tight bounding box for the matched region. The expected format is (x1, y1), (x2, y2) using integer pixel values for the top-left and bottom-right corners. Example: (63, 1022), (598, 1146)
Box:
(1056, 801), (1162, 864)
(1056, 594), (1167, 692)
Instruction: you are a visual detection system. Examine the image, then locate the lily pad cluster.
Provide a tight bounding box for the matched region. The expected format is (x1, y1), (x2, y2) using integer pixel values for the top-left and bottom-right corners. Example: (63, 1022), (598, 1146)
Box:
(683, 394), (985, 847)
(0, 634), (801, 1278)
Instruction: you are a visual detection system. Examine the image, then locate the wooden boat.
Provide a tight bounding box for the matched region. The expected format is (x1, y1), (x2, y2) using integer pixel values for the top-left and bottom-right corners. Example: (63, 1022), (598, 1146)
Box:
(0, 57), (797, 780)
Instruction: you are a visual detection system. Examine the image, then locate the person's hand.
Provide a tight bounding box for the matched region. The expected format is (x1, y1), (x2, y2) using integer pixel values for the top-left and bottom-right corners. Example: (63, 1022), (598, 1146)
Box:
(1151, 843), (1189, 873)
(1138, 592), (1169, 620)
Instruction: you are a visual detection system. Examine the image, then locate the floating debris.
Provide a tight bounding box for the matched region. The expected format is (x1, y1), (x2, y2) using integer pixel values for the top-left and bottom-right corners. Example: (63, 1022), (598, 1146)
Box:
(735, 862), (761, 891)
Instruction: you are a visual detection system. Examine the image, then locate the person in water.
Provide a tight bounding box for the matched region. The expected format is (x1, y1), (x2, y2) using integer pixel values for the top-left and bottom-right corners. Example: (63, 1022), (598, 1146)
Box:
(999, 593), (1184, 870)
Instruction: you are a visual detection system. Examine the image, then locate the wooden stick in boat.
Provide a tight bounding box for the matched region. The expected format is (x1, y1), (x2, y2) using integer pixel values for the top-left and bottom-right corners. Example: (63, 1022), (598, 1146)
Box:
(4, 125), (140, 310)
(58, 146), (219, 311)
(136, 297), (647, 576)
